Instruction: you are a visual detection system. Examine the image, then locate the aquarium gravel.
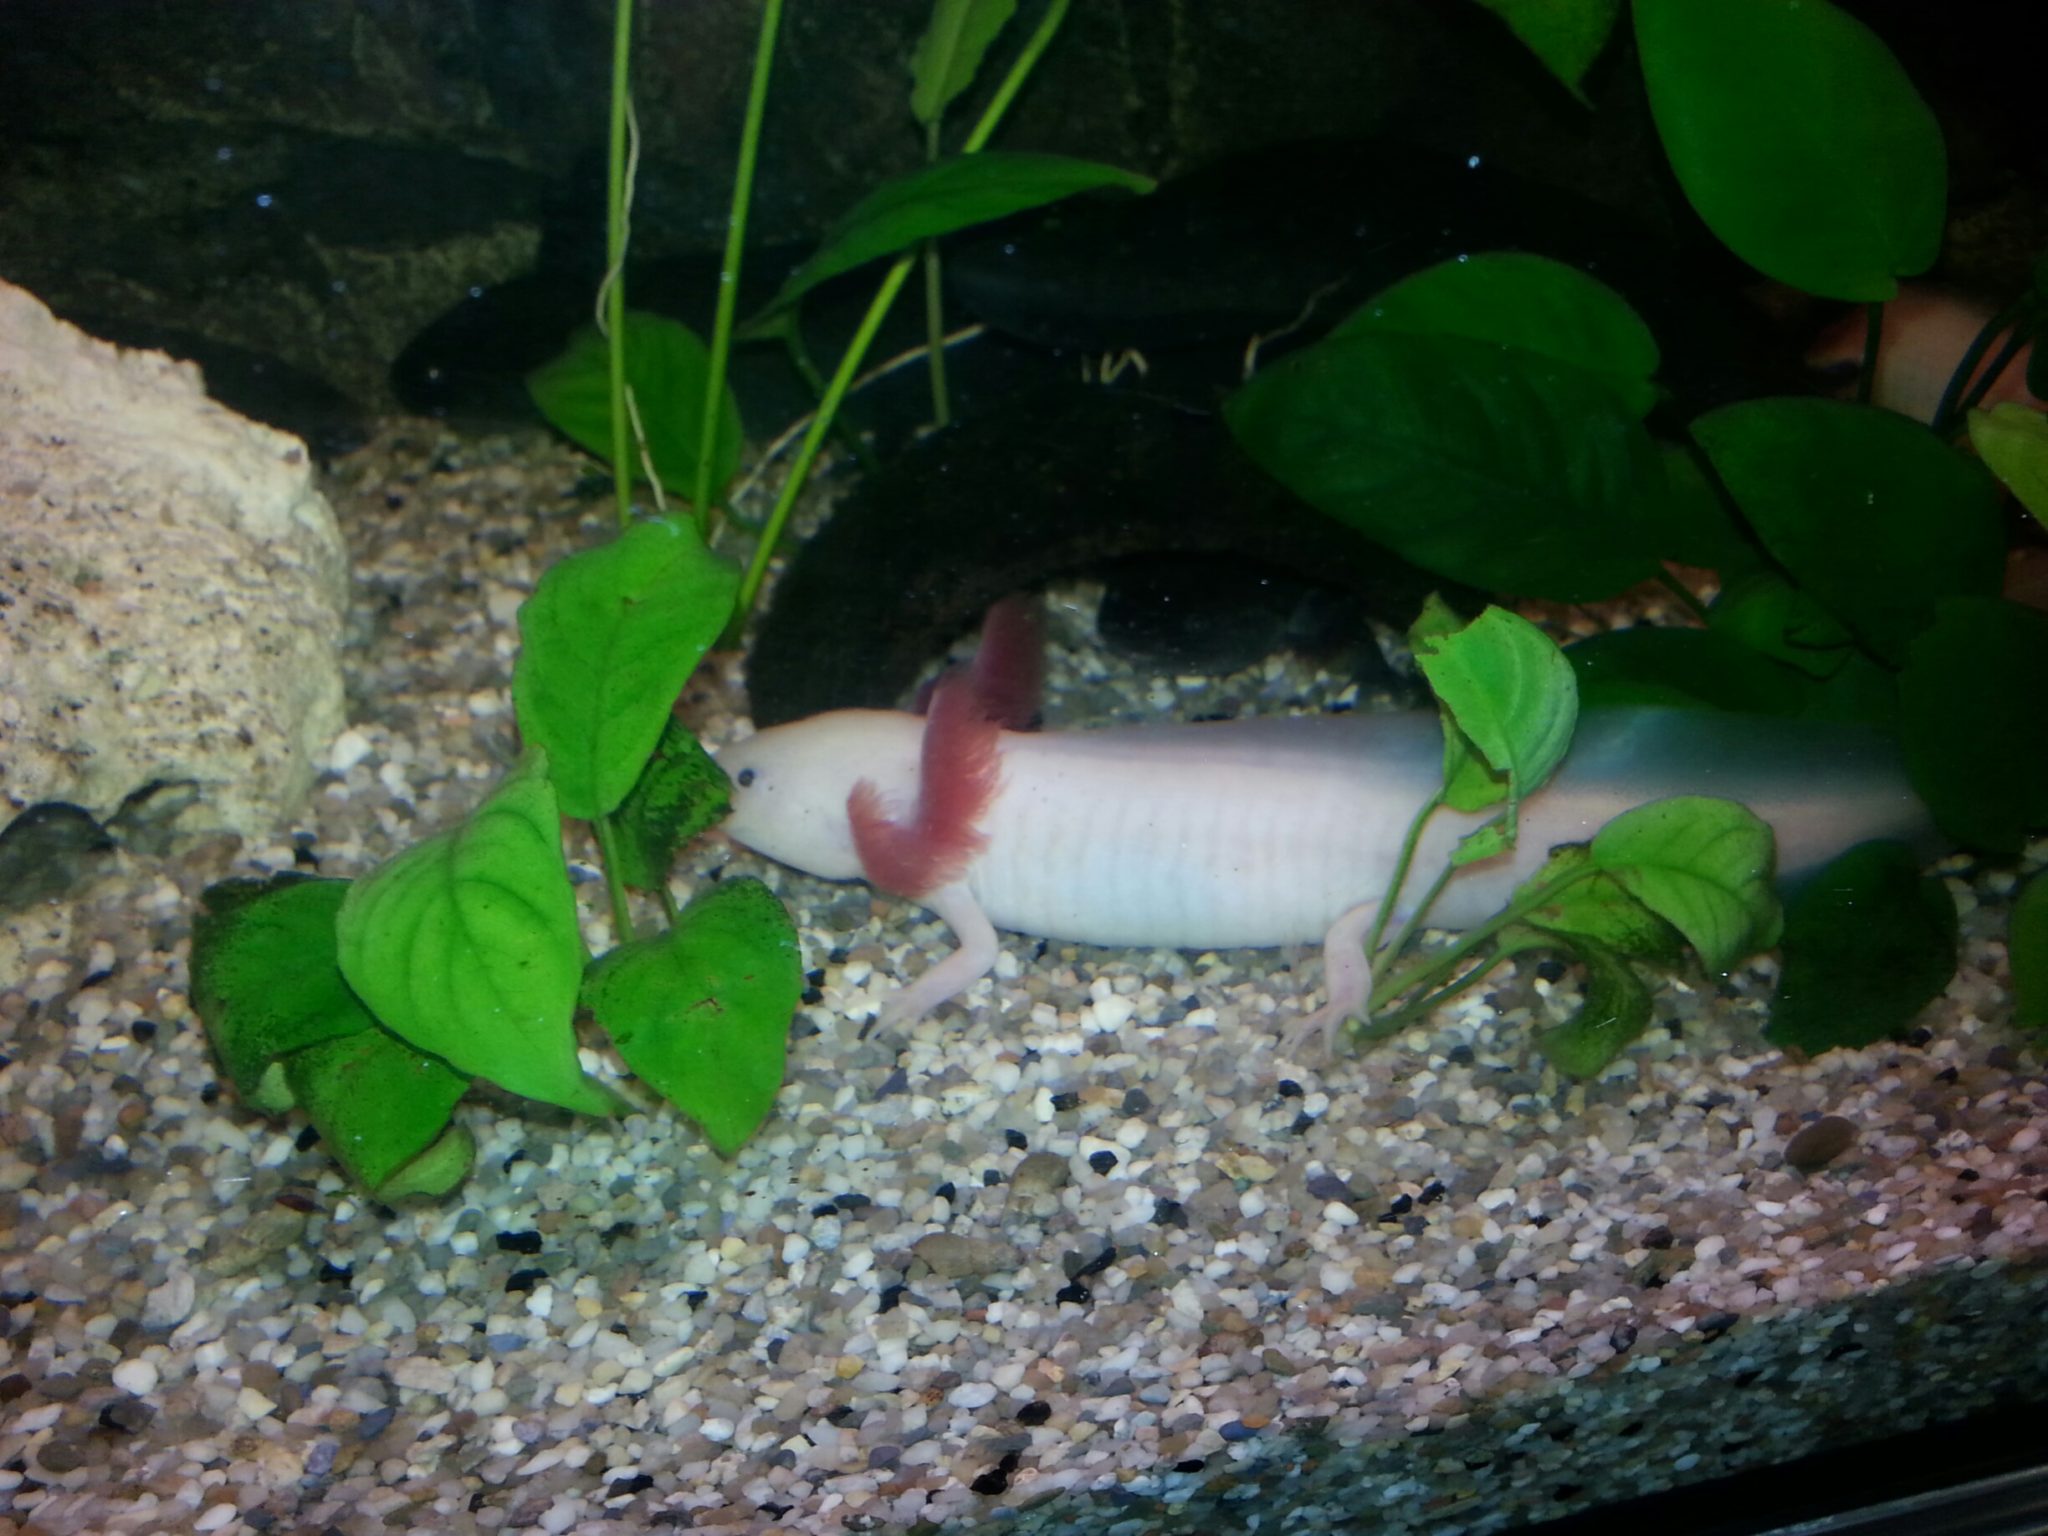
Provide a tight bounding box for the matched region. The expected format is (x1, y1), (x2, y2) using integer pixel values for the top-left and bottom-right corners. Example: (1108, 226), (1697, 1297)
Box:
(2, 423), (2044, 1536)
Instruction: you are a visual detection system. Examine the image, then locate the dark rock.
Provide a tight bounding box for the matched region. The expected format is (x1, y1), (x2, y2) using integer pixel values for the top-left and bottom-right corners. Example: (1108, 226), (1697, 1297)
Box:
(1785, 1114), (1859, 1173)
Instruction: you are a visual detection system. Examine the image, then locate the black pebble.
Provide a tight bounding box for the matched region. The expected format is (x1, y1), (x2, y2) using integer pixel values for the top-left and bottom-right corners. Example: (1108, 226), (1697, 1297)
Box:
(1086, 1150), (1118, 1175)
(495, 1230), (544, 1255)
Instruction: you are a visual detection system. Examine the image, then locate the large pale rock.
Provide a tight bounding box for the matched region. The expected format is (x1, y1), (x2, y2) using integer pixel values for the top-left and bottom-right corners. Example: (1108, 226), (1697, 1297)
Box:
(0, 281), (348, 841)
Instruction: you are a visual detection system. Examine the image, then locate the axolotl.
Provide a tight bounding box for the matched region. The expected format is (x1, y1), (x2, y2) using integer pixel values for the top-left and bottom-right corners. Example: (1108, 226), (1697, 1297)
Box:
(717, 665), (1937, 1042)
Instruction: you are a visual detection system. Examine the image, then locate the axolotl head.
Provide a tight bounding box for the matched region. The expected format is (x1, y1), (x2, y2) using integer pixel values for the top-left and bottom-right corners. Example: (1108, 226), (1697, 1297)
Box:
(716, 709), (925, 882)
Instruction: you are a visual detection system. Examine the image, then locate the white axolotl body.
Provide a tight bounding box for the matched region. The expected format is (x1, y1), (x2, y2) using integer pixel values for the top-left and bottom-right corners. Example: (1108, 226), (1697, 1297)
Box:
(718, 706), (1936, 1036)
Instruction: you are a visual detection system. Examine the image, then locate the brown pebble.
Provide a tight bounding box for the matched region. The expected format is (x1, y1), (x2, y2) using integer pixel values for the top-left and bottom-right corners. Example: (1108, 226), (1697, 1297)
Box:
(1785, 1115), (1858, 1172)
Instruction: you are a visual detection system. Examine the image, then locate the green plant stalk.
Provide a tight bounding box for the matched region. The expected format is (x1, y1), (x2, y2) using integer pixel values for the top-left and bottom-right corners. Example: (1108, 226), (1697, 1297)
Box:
(1363, 789), (1443, 957)
(1653, 568), (1711, 625)
(1365, 953), (1510, 1038)
(922, 117), (952, 428)
(729, 0), (1071, 629)
(960, 0), (1070, 153)
(1374, 857), (1458, 975)
(1367, 869), (1587, 1012)
(593, 812), (636, 945)
(1952, 325), (2034, 424)
(694, 0), (783, 537)
(1929, 295), (2031, 439)
(733, 251), (922, 625)
(604, 0), (635, 532)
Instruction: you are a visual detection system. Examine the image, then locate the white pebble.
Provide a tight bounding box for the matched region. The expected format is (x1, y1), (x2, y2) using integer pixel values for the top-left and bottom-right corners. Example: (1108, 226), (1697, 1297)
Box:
(948, 1381), (998, 1409)
(112, 1358), (159, 1396)
(701, 1417), (735, 1443)
(328, 727), (374, 771)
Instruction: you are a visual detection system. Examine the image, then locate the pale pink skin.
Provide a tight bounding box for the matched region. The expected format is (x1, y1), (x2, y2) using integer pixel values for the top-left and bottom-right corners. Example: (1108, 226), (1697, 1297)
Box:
(1807, 286), (2043, 425)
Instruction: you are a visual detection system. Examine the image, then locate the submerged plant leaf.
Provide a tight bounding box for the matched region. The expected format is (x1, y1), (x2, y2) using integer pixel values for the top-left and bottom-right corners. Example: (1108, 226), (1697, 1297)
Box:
(1588, 795), (1780, 973)
(1634, 0), (1944, 300)
(515, 515), (739, 822)
(1413, 603), (1578, 858)
(1898, 597), (2048, 855)
(282, 1026), (472, 1197)
(1708, 570), (1856, 680)
(910, 0), (1016, 126)
(583, 879), (801, 1155)
(1512, 846), (1685, 965)
(1334, 252), (1660, 419)
(190, 876), (376, 1107)
(2013, 872), (2048, 1033)
(749, 153), (1155, 327)
(1692, 397), (2005, 666)
(1768, 840), (1957, 1053)
(1227, 329), (1665, 601)
(1532, 937), (1655, 1079)
(1968, 402), (2048, 528)
(526, 314), (743, 498)
(336, 753), (618, 1117)
(1471, 0), (1622, 105)
(611, 718), (733, 892)
(1567, 626), (1809, 716)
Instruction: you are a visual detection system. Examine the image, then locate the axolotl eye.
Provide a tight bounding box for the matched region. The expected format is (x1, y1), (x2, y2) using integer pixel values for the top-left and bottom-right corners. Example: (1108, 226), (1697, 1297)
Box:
(736, 767), (756, 787)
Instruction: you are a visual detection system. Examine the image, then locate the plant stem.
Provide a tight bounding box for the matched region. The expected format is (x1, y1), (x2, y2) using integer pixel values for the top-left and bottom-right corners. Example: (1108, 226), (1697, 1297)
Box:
(1368, 875), (1572, 1012)
(961, 0), (1070, 153)
(1953, 324), (2033, 423)
(1653, 567), (1711, 625)
(732, 250), (922, 627)
(1365, 790), (1443, 957)
(603, 0), (635, 532)
(593, 813), (636, 945)
(1930, 296), (2029, 439)
(695, 0), (782, 539)
(1374, 858), (1456, 979)
(921, 118), (951, 428)
(727, 0), (1072, 630)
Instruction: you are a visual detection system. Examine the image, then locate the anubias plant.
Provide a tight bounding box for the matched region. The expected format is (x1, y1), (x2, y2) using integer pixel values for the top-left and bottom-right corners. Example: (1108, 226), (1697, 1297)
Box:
(1231, 0), (2046, 1060)
(188, 0), (1161, 1199)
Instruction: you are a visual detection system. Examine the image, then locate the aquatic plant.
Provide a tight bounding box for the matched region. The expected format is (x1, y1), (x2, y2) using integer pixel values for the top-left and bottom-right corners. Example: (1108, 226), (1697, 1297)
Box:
(1229, 0), (2047, 1055)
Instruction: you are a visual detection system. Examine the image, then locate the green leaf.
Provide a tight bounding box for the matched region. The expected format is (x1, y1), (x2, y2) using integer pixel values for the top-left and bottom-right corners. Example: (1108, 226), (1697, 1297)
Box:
(1471, 0), (1622, 105)
(1567, 626), (1810, 716)
(1226, 329), (1665, 601)
(1413, 605), (1579, 831)
(1692, 397), (2005, 666)
(1653, 441), (1758, 574)
(514, 515), (739, 822)
(1333, 252), (1660, 419)
(1633, 0), (1944, 301)
(1533, 937), (1655, 1079)
(282, 1026), (472, 1197)
(336, 753), (618, 1117)
(909, 0), (1016, 126)
(611, 718), (733, 892)
(1767, 840), (1957, 1052)
(1967, 402), (2048, 529)
(1708, 570), (1856, 680)
(1589, 795), (1781, 972)
(2013, 872), (2048, 1033)
(584, 879), (801, 1155)
(749, 153), (1155, 326)
(189, 876), (378, 1105)
(1513, 845), (1686, 964)
(526, 314), (743, 498)
(1898, 597), (2048, 855)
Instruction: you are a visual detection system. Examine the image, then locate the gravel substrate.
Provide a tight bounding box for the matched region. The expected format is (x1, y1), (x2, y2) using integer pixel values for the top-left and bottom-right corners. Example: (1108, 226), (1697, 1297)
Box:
(2, 422), (2044, 1536)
